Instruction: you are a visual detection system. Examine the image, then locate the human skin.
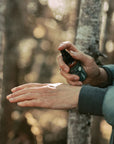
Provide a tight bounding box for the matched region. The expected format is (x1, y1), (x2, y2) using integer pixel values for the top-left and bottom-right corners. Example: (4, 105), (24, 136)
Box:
(7, 83), (81, 109)
(57, 41), (108, 87)
(7, 41), (108, 109)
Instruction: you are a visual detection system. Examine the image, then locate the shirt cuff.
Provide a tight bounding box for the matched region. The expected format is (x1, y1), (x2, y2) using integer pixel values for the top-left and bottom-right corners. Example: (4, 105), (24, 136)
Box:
(78, 85), (107, 116)
(102, 66), (113, 86)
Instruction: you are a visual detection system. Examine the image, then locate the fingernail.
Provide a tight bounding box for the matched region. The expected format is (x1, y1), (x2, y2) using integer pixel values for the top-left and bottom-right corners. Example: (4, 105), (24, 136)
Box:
(17, 102), (20, 105)
(9, 98), (14, 102)
(7, 94), (12, 99)
(74, 77), (78, 80)
(58, 44), (64, 49)
(17, 102), (23, 106)
(11, 87), (16, 91)
(64, 68), (68, 72)
(70, 51), (76, 55)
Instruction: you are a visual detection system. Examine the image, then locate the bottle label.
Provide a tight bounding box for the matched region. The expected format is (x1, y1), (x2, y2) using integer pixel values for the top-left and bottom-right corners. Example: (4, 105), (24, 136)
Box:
(70, 61), (87, 81)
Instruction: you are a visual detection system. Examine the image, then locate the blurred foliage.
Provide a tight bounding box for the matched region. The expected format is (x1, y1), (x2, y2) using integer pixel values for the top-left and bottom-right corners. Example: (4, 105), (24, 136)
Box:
(5, 0), (77, 144)
(0, 0), (113, 144)
(16, 0), (77, 85)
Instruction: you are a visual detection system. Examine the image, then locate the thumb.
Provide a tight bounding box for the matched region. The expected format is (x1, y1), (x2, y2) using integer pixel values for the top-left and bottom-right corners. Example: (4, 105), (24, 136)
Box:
(58, 41), (79, 52)
(70, 51), (90, 64)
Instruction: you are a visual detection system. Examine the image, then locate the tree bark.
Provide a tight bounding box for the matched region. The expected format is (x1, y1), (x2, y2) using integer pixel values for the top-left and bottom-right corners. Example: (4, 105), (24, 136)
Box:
(0, 0), (5, 102)
(104, 0), (114, 64)
(67, 0), (102, 144)
(0, 1), (36, 144)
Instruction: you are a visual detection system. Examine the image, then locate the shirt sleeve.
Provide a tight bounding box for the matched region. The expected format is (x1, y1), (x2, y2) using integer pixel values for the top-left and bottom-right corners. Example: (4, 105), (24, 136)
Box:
(102, 66), (113, 86)
(103, 65), (114, 80)
(78, 65), (114, 116)
(78, 85), (107, 116)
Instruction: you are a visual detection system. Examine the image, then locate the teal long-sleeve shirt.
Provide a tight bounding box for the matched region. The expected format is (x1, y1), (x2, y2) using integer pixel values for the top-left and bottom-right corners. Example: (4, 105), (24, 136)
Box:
(78, 65), (114, 144)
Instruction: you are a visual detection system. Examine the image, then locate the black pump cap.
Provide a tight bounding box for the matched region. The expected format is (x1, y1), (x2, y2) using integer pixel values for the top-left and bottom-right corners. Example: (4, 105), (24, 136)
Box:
(60, 49), (75, 65)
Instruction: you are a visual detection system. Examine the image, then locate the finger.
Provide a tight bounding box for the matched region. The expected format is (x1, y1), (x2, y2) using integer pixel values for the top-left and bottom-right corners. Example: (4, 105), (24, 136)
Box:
(17, 99), (43, 107)
(17, 100), (37, 107)
(58, 41), (79, 52)
(57, 55), (70, 72)
(70, 51), (93, 65)
(8, 93), (38, 103)
(11, 83), (47, 92)
(67, 80), (83, 86)
(60, 70), (79, 81)
(7, 86), (47, 99)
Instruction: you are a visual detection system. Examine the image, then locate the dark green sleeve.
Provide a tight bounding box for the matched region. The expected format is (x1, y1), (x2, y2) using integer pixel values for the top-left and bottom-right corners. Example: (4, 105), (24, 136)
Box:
(78, 65), (114, 116)
(103, 86), (114, 126)
(78, 85), (107, 116)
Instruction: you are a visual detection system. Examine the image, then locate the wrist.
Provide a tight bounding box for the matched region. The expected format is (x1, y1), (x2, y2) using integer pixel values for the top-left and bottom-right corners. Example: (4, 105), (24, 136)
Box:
(70, 86), (82, 109)
(96, 67), (108, 87)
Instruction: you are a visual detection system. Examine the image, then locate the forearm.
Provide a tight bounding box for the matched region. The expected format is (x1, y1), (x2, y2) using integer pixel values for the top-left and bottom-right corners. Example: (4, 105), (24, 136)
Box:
(7, 83), (81, 110)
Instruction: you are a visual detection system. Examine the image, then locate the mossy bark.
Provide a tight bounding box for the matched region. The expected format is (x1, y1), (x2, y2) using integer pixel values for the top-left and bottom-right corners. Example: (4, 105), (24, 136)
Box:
(67, 0), (102, 144)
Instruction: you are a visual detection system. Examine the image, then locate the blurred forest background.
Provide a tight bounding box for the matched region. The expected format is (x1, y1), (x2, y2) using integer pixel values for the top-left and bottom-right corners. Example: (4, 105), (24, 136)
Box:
(0, 0), (113, 144)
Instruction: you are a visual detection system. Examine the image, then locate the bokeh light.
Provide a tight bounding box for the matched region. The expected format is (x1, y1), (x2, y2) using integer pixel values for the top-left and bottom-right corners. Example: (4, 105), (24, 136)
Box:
(17, 38), (38, 68)
(39, 0), (47, 5)
(106, 40), (114, 53)
(103, 1), (109, 12)
(33, 25), (46, 39)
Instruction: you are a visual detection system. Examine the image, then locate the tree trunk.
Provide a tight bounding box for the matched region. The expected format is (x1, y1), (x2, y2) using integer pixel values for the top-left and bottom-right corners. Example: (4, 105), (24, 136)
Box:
(67, 0), (102, 144)
(0, 1), (36, 144)
(104, 0), (114, 64)
(0, 0), (6, 143)
(0, 0), (5, 117)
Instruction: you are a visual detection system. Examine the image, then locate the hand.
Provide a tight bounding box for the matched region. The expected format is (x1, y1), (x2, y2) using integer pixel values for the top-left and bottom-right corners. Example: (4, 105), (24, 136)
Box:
(57, 41), (108, 86)
(7, 83), (81, 109)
